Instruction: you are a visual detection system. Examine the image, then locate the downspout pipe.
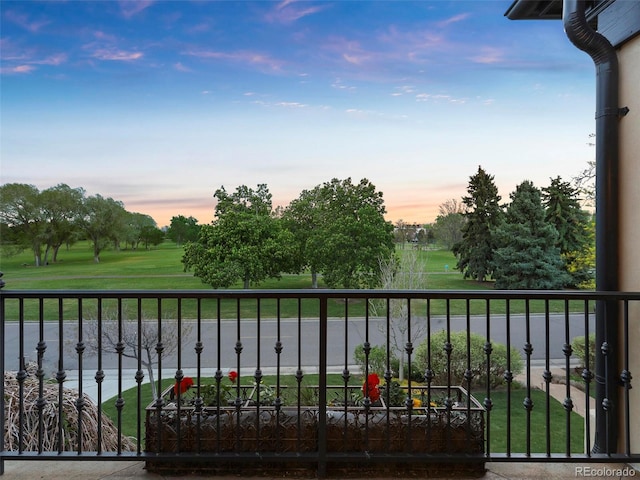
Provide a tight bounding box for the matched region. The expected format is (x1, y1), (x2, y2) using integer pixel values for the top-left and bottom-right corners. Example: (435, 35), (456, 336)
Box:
(563, 0), (619, 455)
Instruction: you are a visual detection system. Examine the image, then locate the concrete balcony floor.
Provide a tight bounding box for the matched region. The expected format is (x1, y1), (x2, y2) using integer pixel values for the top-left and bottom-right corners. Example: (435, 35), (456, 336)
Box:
(3, 460), (639, 479)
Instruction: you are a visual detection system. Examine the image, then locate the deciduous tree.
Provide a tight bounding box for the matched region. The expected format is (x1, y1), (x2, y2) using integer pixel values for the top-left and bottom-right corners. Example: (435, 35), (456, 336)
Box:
(432, 199), (466, 250)
(167, 215), (200, 246)
(182, 184), (296, 289)
(0, 183), (46, 266)
(79, 194), (128, 263)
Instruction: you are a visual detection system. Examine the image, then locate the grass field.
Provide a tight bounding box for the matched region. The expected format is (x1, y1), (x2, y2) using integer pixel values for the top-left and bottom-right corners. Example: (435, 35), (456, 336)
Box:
(104, 376), (585, 454)
(1, 241), (465, 289)
(0, 240), (579, 320)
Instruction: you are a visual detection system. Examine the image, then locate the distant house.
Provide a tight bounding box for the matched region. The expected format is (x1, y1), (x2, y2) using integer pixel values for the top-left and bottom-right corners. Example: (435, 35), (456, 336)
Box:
(506, 0), (640, 457)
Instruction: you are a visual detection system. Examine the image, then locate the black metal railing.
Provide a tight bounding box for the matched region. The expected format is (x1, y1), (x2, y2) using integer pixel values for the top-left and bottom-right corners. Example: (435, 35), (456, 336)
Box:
(1, 287), (639, 476)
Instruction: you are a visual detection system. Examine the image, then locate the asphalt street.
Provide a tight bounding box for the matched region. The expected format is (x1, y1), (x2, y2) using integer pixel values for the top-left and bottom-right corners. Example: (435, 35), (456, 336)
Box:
(4, 313), (592, 403)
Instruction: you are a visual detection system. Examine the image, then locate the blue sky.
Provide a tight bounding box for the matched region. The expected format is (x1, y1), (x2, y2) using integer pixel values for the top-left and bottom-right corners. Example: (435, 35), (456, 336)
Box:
(1, 1), (596, 227)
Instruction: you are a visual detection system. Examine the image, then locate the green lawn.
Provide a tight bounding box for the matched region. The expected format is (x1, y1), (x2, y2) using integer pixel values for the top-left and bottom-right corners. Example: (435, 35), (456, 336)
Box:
(104, 378), (585, 454)
(0, 242), (581, 320)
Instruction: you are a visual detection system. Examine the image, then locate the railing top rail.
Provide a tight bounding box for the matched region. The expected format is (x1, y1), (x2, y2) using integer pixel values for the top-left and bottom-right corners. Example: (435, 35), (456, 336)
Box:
(1, 288), (640, 301)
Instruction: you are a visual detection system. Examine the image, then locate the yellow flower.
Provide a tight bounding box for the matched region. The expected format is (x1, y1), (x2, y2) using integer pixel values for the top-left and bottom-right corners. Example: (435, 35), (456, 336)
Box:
(412, 398), (422, 408)
(429, 401), (438, 408)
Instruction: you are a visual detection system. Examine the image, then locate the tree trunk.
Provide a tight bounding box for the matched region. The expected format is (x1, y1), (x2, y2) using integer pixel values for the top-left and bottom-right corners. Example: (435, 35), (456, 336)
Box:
(52, 244), (61, 262)
(311, 271), (318, 289)
(146, 349), (157, 400)
(244, 277), (250, 289)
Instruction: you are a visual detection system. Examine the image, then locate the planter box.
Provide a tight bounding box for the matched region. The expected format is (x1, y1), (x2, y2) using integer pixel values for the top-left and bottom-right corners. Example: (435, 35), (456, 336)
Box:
(145, 385), (485, 476)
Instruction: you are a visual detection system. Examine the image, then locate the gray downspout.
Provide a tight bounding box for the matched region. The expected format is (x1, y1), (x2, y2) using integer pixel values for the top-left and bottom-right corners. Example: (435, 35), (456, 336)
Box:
(562, 0), (619, 455)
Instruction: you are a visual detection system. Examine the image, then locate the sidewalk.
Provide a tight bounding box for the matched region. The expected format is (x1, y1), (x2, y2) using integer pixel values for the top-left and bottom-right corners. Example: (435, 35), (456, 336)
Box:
(2, 460), (638, 479)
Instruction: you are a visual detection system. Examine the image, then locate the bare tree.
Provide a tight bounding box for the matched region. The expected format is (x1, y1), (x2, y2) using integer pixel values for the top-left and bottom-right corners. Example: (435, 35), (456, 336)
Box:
(69, 309), (192, 399)
(432, 198), (466, 250)
(371, 249), (429, 381)
(573, 159), (595, 208)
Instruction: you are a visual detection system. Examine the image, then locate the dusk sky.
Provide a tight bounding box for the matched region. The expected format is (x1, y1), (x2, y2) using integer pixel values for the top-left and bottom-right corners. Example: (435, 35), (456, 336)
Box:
(1, 1), (596, 228)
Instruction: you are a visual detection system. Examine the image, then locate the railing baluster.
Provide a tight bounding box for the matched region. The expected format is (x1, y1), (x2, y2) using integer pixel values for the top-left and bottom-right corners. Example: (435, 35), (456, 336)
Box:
(523, 299), (533, 457)
(37, 298), (46, 454)
(621, 299), (631, 456)
(56, 298), (66, 454)
(17, 299), (26, 454)
(544, 299), (552, 456)
(563, 299), (574, 456)
(135, 298), (144, 455)
(194, 298), (203, 454)
(583, 299), (593, 456)
(342, 296), (349, 449)
(483, 298), (493, 456)
(174, 298), (183, 452)
(75, 298), (85, 454)
(317, 296), (328, 479)
(96, 298), (104, 453)
(505, 298), (512, 457)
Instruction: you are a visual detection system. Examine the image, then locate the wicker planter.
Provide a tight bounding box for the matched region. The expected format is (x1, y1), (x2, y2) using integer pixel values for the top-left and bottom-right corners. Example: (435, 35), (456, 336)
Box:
(145, 385), (485, 476)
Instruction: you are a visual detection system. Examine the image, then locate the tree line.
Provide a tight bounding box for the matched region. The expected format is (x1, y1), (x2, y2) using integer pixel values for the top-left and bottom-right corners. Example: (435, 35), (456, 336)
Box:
(0, 183), (165, 265)
(2, 169), (593, 290)
(450, 166), (593, 289)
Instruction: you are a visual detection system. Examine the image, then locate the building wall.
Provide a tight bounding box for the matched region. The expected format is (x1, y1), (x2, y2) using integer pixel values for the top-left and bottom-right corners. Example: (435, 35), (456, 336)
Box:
(617, 33), (640, 455)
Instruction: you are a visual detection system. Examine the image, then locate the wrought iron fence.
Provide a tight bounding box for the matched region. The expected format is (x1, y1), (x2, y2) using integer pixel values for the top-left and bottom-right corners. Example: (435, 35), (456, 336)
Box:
(1, 287), (639, 476)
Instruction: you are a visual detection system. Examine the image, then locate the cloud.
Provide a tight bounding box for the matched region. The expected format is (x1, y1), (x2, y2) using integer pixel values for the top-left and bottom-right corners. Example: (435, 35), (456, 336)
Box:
(0, 48), (66, 75)
(1, 65), (36, 74)
(119, 0), (154, 19)
(92, 48), (143, 61)
(174, 62), (192, 72)
(3, 10), (50, 32)
(183, 49), (284, 72)
(266, 0), (327, 24)
(415, 93), (467, 104)
(436, 13), (471, 28)
(31, 53), (68, 66)
(470, 46), (505, 65)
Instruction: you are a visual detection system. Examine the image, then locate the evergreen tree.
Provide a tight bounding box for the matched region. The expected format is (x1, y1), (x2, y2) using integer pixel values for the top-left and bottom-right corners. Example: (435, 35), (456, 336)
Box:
(492, 181), (570, 289)
(453, 166), (502, 282)
(542, 176), (592, 287)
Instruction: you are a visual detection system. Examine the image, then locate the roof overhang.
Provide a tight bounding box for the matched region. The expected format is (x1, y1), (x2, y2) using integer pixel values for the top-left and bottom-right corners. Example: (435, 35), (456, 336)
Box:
(504, 0), (563, 20)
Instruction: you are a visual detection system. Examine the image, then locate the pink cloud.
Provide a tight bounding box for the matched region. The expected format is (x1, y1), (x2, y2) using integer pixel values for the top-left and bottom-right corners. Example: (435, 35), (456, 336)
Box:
(174, 62), (192, 72)
(92, 49), (143, 61)
(470, 47), (505, 65)
(32, 53), (68, 66)
(184, 49), (284, 72)
(1, 65), (36, 74)
(265, 0), (327, 24)
(3, 10), (50, 32)
(118, 0), (154, 19)
(436, 13), (471, 28)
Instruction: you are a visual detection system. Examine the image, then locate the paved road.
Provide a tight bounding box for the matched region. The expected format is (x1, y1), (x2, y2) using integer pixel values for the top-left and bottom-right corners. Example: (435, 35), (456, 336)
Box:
(3, 313), (593, 403)
(4, 313), (594, 372)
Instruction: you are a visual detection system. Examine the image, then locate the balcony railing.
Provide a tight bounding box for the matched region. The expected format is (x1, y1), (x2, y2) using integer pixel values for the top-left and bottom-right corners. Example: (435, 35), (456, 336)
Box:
(1, 287), (639, 476)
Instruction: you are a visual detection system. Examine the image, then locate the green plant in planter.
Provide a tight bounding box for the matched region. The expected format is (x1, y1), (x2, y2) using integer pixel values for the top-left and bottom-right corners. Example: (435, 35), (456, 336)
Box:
(383, 380), (405, 407)
(252, 381), (277, 406)
(200, 383), (234, 406)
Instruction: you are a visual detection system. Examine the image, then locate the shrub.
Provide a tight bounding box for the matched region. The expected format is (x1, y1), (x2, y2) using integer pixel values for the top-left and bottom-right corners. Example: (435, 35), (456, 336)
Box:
(353, 344), (395, 378)
(414, 330), (523, 390)
(571, 333), (596, 368)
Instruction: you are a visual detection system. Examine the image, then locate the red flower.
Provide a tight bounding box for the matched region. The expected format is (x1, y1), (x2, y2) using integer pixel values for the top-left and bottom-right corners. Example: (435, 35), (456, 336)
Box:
(228, 370), (238, 382)
(362, 373), (381, 403)
(173, 376), (194, 396)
